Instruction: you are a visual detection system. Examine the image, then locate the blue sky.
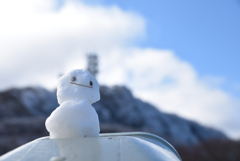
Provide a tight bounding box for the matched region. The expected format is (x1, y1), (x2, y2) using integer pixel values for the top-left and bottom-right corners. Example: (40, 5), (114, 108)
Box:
(79, 0), (240, 97)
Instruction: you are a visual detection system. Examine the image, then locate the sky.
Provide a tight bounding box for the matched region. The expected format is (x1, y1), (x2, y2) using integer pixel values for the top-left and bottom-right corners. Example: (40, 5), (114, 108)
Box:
(89, 0), (240, 98)
(0, 0), (240, 139)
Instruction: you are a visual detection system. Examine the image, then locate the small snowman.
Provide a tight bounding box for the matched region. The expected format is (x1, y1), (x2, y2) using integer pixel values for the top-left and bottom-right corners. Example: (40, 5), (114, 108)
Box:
(45, 69), (100, 139)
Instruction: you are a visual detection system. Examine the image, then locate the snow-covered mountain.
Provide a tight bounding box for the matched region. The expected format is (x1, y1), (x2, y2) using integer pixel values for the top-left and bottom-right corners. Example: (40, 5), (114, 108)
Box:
(95, 86), (227, 146)
(0, 85), (226, 151)
(0, 87), (58, 118)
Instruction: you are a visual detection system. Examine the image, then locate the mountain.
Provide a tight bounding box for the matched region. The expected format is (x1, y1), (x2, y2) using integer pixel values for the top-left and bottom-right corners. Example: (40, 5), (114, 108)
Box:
(0, 87), (58, 118)
(94, 86), (227, 146)
(0, 85), (227, 154)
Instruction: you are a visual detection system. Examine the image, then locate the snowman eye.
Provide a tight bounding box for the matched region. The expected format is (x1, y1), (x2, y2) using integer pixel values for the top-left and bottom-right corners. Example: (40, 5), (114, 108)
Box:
(71, 76), (76, 82)
(90, 81), (93, 86)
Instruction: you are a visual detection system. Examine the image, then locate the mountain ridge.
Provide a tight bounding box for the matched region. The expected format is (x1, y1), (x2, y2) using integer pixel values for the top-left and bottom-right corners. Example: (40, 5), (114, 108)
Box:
(0, 85), (227, 153)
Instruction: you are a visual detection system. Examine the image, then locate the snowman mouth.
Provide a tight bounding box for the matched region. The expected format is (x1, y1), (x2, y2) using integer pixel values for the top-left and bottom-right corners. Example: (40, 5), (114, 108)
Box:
(69, 82), (93, 88)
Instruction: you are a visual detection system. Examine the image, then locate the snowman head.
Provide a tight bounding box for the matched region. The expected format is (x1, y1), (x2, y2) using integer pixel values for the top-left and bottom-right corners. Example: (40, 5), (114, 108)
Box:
(57, 69), (100, 105)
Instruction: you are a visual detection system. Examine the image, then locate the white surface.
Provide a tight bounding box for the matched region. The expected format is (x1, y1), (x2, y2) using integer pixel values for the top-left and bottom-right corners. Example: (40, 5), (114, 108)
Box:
(45, 69), (100, 139)
(57, 69), (100, 105)
(0, 133), (181, 161)
(46, 100), (100, 138)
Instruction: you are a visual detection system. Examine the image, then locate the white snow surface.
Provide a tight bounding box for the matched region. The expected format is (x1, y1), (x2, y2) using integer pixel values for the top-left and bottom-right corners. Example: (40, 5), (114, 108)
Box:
(45, 69), (100, 138)
(57, 69), (100, 105)
(46, 100), (100, 138)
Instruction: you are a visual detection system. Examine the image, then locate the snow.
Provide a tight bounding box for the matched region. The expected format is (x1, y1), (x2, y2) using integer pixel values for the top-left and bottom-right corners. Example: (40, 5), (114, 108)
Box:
(57, 69), (100, 105)
(94, 85), (227, 145)
(20, 87), (58, 115)
(45, 100), (100, 138)
(45, 69), (100, 139)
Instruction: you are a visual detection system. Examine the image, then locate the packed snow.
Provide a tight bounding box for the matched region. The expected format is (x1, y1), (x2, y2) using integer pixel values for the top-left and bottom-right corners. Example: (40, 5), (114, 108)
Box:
(45, 69), (100, 138)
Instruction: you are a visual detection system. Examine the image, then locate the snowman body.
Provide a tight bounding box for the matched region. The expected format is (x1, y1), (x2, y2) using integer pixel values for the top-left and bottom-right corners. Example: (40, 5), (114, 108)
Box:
(45, 69), (100, 139)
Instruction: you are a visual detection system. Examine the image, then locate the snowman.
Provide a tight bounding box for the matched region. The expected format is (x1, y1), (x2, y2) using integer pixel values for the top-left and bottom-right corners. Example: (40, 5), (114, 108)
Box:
(45, 69), (100, 139)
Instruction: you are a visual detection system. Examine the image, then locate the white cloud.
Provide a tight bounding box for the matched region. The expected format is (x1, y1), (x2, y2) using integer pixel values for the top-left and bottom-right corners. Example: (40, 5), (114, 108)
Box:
(0, 0), (145, 89)
(0, 0), (239, 139)
(99, 48), (240, 139)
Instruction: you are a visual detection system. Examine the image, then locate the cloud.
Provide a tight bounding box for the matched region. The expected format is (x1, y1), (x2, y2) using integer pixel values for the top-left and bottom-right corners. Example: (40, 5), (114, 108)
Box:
(0, 0), (145, 89)
(0, 0), (239, 139)
(99, 48), (240, 139)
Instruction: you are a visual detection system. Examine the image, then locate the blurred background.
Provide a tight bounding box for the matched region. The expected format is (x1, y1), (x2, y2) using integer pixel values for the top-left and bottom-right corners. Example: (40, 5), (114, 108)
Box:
(0, 0), (240, 160)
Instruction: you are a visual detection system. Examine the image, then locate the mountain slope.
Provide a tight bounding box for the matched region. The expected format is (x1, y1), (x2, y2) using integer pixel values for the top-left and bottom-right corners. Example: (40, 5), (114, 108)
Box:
(0, 85), (227, 150)
(94, 86), (227, 146)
